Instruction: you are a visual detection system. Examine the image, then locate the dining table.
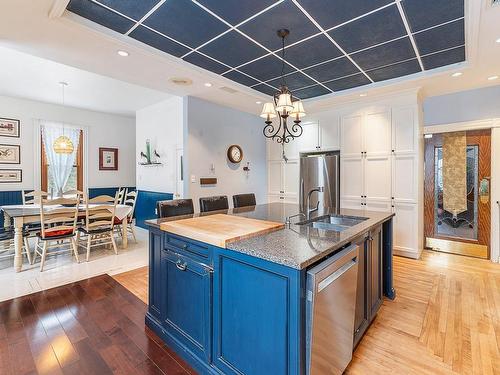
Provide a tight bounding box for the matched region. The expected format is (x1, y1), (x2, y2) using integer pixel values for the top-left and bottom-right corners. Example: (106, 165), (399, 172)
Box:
(1, 203), (133, 272)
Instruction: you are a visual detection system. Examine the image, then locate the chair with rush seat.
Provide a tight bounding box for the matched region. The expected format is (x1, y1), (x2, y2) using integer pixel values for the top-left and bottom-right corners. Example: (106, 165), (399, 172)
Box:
(78, 193), (118, 261)
(157, 199), (194, 218)
(232, 193), (256, 208)
(33, 195), (81, 271)
(114, 190), (138, 243)
(199, 195), (229, 213)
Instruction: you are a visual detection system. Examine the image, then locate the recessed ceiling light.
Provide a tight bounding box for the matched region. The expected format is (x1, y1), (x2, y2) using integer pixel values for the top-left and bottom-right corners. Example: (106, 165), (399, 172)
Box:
(488, 75), (499, 81)
(204, 82), (212, 87)
(451, 72), (463, 77)
(117, 50), (129, 57)
(169, 77), (193, 86)
(359, 93), (367, 97)
(256, 101), (262, 104)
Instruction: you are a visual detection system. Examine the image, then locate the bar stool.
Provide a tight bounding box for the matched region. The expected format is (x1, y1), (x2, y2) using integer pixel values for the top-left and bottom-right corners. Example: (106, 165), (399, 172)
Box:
(157, 199), (194, 218)
(232, 193), (256, 208)
(199, 196), (229, 213)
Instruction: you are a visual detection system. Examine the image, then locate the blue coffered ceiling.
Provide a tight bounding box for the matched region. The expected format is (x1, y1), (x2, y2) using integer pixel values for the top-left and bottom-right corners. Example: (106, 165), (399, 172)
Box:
(67, 0), (466, 100)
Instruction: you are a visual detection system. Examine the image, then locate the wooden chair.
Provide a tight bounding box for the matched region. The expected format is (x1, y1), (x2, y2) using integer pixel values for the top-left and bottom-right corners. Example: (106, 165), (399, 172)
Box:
(32, 195), (81, 271)
(22, 190), (47, 205)
(78, 193), (118, 262)
(0, 226), (32, 265)
(117, 187), (126, 205)
(114, 190), (138, 243)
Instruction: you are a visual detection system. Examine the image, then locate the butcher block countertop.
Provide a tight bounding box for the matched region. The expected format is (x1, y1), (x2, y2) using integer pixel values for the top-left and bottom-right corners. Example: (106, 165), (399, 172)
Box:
(159, 213), (284, 248)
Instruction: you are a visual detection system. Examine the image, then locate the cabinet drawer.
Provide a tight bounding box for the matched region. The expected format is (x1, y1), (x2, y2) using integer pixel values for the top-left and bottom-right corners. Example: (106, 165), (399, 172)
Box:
(164, 233), (212, 264)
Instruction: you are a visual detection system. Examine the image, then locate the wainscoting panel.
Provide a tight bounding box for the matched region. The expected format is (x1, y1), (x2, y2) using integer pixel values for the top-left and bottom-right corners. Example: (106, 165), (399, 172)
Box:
(0, 190), (22, 227)
(136, 190), (173, 229)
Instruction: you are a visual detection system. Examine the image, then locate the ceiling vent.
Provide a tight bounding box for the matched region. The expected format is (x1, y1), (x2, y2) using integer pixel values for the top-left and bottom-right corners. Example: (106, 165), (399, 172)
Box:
(169, 77), (193, 86)
(219, 86), (238, 94)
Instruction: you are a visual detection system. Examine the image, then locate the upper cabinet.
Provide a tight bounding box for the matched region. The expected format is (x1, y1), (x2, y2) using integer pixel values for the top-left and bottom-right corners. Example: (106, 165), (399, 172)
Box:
(267, 116), (341, 161)
(364, 111), (391, 156)
(340, 114), (363, 157)
(392, 106), (417, 154)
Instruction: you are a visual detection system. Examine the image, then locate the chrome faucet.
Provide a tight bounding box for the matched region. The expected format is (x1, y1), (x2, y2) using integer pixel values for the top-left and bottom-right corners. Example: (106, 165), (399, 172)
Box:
(306, 186), (324, 220)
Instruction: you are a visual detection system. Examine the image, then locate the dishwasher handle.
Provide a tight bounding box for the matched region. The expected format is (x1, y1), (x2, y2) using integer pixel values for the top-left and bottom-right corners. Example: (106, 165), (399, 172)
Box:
(317, 259), (357, 293)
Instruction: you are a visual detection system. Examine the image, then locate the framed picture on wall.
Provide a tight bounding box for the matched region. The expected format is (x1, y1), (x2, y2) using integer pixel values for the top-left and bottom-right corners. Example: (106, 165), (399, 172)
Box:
(0, 118), (20, 138)
(99, 147), (118, 170)
(0, 169), (22, 183)
(0, 144), (20, 164)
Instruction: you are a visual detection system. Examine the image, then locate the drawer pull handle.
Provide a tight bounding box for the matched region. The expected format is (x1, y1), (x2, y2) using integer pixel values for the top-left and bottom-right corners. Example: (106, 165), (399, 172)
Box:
(176, 260), (187, 271)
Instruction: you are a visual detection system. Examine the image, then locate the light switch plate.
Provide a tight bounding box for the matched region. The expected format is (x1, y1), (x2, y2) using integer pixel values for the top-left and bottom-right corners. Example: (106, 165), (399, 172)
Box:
(191, 175), (196, 183)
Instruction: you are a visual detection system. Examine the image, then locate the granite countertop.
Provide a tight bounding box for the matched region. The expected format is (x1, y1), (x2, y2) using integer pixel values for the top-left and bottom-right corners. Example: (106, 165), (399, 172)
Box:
(146, 203), (394, 270)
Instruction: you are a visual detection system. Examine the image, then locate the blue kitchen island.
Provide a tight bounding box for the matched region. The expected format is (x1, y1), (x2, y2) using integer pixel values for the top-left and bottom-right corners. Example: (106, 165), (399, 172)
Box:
(145, 203), (395, 375)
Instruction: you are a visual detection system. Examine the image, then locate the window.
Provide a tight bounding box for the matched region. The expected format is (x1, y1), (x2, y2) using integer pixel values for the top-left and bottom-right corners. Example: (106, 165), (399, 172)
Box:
(41, 130), (83, 193)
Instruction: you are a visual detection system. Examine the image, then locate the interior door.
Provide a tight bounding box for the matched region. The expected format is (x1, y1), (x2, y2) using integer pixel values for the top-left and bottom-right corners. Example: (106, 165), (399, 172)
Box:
(424, 130), (491, 258)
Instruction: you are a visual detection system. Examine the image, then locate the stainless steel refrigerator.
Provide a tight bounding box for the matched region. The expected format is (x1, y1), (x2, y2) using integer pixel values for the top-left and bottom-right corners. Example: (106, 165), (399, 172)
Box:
(299, 151), (340, 217)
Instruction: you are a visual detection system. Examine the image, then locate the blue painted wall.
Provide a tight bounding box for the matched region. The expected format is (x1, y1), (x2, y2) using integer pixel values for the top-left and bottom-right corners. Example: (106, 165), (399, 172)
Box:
(136, 190), (173, 229)
(0, 188), (173, 229)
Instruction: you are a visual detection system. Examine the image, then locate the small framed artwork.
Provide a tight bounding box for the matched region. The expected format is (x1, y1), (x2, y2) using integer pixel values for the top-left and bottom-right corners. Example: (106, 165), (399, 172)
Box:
(99, 147), (118, 170)
(0, 144), (20, 164)
(0, 118), (20, 138)
(0, 169), (22, 183)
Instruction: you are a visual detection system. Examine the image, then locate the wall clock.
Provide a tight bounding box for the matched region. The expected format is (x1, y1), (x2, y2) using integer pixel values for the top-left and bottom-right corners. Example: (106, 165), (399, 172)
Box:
(227, 144), (243, 163)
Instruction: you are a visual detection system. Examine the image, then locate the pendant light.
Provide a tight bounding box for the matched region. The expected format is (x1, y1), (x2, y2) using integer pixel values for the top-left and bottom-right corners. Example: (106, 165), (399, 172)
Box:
(53, 82), (74, 154)
(260, 29), (306, 160)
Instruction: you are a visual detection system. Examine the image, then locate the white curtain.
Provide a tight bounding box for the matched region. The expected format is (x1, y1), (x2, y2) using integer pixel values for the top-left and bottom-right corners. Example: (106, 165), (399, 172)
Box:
(41, 121), (81, 197)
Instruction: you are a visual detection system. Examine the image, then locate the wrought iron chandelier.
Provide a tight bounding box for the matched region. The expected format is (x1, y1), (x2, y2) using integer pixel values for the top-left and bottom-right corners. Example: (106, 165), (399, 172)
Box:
(260, 29), (306, 159)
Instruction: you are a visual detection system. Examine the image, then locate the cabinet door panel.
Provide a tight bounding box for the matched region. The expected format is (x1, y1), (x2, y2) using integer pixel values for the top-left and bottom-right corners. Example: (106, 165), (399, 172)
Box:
(365, 199), (392, 212)
(369, 226), (383, 317)
(341, 157), (364, 200)
(341, 115), (363, 157)
(341, 198), (363, 210)
(320, 117), (340, 150)
(267, 139), (282, 161)
(148, 230), (164, 320)
(364, 156), (391, 201)
(283, 159), (299, 197)
(296, 122), (319, 153)
(364, 111), (391, 155)
(392, 154), (417, 202)
(164, 252), (212, 362)
(268, 161), (283, 195)
(393, 202), (418, 254)
(392, 107), (416, 154)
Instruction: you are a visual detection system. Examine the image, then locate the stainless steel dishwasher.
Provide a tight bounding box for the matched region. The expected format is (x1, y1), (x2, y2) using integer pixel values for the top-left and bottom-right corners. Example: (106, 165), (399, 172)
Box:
(306, 244), (359, 375)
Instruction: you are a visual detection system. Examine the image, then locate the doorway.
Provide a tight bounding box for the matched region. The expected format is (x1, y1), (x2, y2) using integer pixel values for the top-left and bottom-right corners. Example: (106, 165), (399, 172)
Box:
(424, 130), (491, 258)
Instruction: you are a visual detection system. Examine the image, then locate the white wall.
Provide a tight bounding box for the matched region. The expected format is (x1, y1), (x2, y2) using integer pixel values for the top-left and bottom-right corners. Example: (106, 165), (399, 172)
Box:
(135, 96), (183, 193)
(0, 95), (135, 191)
(424, 85), (500, 126)
(184, 96), (267, 211)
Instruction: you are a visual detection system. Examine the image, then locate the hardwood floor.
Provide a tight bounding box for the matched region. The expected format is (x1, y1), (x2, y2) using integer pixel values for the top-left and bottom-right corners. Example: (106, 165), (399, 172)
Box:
(114, 251), (500, 375)
(0, 274), (195, 375)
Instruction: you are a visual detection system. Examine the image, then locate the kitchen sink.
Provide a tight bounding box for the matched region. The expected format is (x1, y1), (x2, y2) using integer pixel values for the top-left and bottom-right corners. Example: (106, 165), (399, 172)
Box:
(297, 214), (368, 232)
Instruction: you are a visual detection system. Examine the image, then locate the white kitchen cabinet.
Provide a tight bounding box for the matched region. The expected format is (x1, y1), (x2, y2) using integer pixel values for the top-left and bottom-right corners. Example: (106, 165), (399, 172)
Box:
(364, 155), (391, 201)
(392, 153), (417, 203)
(267, 159), (299, 203)
(392, 202), (419, 258)
(296, 122), (319, 154)
(268, 160), (283, 195)
(365, 199), (392, 213)
(267, 139), (282, 161)
(283, 159), (299, 198)
(319, 117), (340, 150)
(392, 106), (416, 154)
(364, 111), (391, 156)
(341, 114), (363, 157)
(341, 156), (364, 200)
(341, 198), (363, 210)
